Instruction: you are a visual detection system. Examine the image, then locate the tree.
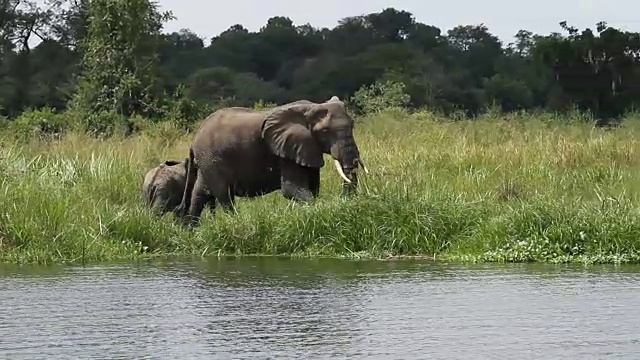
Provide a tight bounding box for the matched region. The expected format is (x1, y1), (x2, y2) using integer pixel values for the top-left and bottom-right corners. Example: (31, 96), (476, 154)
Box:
(533, 21), (640, 117)
(69, 0), (174, 117)
(3, 6), (640, 122)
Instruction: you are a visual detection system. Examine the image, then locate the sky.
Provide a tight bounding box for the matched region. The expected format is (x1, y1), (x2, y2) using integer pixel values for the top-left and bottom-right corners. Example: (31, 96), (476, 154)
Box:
(157, 0), (640, 45)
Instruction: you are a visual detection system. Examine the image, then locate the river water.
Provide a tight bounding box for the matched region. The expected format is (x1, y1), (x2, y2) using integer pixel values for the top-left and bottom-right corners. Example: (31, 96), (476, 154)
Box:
(1, 257), (639, 359)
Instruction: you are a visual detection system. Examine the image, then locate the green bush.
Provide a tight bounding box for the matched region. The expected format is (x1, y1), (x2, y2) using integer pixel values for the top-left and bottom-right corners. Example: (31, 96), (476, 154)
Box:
(351, 80), (411, 115)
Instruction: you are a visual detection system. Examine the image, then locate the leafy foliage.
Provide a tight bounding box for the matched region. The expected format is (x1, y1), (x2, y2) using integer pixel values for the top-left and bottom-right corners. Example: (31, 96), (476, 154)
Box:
(69, 0), (174, 117)
(351, 79), (411, 114)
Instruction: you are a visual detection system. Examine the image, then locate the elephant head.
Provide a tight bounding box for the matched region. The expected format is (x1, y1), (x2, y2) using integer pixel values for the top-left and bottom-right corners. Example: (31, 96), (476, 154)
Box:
(261, 96), (368, 192)
(142, 159), (188, 213)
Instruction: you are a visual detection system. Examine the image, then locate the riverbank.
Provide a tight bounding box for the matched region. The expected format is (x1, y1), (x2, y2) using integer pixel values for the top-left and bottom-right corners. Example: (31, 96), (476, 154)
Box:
(1, 108), (639, 265)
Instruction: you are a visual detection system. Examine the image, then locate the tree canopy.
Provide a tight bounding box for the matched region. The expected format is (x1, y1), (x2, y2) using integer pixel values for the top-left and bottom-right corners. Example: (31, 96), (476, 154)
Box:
(2, 1), (639, 122)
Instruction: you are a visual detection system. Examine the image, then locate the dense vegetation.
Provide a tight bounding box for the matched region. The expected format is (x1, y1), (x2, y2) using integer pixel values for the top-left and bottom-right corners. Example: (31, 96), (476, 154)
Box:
(2, 109), (639, 265)
(2, 0), (640, 124)
(1, 1), (639, 265)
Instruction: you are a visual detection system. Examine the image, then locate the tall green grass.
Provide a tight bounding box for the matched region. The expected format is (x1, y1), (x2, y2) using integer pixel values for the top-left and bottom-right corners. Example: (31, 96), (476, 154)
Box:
(1, 108), (639, 265)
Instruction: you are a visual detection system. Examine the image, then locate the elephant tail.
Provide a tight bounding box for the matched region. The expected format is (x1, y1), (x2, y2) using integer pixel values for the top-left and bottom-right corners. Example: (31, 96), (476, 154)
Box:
(177, 147), (197, 218)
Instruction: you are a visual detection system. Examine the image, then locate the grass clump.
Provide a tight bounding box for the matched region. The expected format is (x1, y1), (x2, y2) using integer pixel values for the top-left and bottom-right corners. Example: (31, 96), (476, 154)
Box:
(1, 107), (639, 265)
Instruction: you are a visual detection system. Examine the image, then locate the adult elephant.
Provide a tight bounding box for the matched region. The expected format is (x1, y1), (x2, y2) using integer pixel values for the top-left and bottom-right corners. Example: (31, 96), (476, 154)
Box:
(177, 96), (369, 226)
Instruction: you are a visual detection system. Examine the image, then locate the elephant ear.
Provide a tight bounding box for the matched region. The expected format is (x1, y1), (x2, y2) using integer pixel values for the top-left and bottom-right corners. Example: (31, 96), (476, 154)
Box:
(261, 104), (325, 168)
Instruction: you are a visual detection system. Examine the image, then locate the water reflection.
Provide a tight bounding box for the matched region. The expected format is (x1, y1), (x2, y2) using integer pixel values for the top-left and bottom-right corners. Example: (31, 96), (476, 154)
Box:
(0, 258), (639, 358)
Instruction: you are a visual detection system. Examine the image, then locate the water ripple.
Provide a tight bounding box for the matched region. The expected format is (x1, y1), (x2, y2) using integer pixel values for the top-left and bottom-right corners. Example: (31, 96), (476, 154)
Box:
(0, 260), (639, 358)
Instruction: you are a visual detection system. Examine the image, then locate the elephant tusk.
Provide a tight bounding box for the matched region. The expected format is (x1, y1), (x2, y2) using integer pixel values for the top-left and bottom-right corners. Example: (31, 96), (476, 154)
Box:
(333, 159), (352, 183)
(358, 158), (369, 174)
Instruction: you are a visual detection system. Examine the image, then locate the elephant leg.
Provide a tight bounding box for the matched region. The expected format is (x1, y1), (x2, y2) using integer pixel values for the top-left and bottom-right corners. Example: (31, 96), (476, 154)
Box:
(217, 186), (236, 213)
(207, 176), (236, 214)
(308, 167), (320, 198)
(279, 158), (315, 203)
(185, 176), (210, 225)
(206, 194), (217, 212)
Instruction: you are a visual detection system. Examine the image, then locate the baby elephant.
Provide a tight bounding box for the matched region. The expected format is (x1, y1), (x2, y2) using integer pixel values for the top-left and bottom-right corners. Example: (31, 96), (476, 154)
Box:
(142, 159), (214, 216)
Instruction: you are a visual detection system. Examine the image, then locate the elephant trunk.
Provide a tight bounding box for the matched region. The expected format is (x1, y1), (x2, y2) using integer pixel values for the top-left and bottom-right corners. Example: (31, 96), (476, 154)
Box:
(331, 133), (367, 194)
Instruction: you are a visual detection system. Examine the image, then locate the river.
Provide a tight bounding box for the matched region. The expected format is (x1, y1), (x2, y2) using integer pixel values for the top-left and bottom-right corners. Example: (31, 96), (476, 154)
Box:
(1, 257), (639, 359)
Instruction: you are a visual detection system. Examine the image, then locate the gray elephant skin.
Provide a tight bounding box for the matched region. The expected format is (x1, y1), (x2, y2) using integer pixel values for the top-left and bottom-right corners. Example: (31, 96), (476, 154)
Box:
(142, 159), (214, 216)
(177, 96), (369, 226)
